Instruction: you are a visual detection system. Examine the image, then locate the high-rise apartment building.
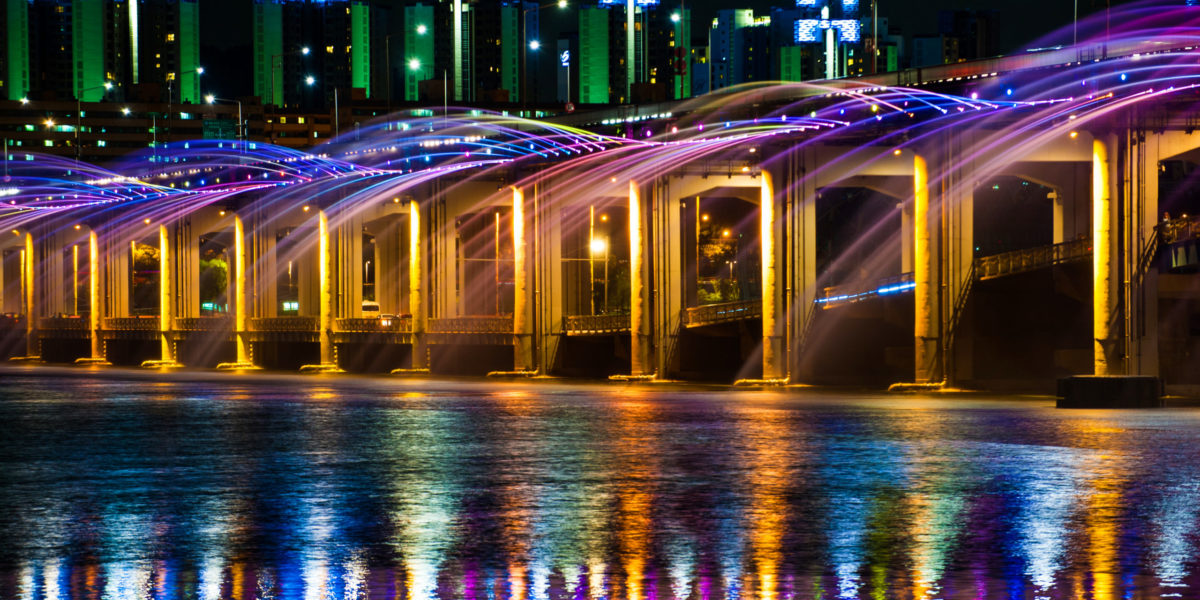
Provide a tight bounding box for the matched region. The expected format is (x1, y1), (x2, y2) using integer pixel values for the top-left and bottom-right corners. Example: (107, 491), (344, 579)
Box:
(253, 0), (384, 109)
(2, 0), (201, 104)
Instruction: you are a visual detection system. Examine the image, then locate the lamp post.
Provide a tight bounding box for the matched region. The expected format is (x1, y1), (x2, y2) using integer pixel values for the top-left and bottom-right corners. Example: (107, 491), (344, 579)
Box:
(269, 46), (311, 108)
(166, 66), (204, 145)
(75, 81), (114, 164)
(205, 95), (244, 151)
(521, 0), (568, 111)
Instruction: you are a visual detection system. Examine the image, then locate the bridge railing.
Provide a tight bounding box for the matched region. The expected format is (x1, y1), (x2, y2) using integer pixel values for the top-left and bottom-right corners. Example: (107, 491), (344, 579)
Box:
(336, 316), (413, 333)
(428, 316), (513, 334)
(175, 317), (231, 331)
(816, 273), (915, 309)
(683, 299), (761, 327)
(976, 237), (1091, 280)
(1161, 215), (1200, 245)
(38, 316), (88, 330)
(105, 317), (160, 331)
(250, 317), (319, 332)
(564, 313), (630, 335)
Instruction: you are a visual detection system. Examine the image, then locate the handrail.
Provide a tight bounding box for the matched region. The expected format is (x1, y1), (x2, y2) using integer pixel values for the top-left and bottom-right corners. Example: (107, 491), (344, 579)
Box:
(816, 273), (914, 308)
(38, 316), (88, 330)
(175, 316), (231, 331)
(104, 317), (160, 331)
(975, 237), (1092, 280)
(1160, 215), (1200, 245)
(250, 317), (319, 332)
(683, 299), (761, 327)
(428, 316), (513, 334)
(336, 316), (413, 333)
(564, 313), (630, 334)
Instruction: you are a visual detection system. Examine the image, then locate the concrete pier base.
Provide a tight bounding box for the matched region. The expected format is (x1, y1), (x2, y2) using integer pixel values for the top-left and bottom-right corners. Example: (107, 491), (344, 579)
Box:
(390, 367), (430, 377)
(888, 381), (946, 393)
(486, 369), (538, 378)
(299, 363), (344, 374)
(734, 378), (790, 387)
(74, 357), (111, 366)
(140, 359), (183, 369)
(1057, 375), (1163, 408)
(215, 361), (261, 371)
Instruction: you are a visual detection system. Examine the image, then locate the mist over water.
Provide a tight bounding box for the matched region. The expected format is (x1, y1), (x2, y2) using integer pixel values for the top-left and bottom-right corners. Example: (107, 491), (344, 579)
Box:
(0, 368), (1198, 599)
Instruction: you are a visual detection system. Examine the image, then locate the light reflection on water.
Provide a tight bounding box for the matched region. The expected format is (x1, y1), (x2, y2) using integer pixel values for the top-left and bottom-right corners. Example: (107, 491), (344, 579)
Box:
(2, 371), (1200, 599)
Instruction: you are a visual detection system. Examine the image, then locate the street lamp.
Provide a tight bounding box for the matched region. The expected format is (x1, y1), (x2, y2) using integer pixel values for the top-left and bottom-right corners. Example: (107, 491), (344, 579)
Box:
(205, 95), (245, 151)
(521, 0), (569, 110)
(166, 66), (204, 144)
(75, 81), (114, 163)
(269, 46), (311, 108)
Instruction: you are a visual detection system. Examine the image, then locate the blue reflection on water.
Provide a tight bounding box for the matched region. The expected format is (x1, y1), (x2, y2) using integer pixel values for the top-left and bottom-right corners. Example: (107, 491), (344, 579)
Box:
(3, 371), (1200, 599)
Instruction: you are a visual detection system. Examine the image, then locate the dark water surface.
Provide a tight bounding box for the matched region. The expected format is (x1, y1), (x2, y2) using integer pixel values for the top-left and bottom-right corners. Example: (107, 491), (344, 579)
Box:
(2, 367), (1199, 599)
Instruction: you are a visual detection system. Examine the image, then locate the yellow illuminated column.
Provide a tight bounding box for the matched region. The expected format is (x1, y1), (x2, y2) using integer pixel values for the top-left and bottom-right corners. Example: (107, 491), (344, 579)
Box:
(409, 200), (427, 369)
(761, 170), (785, 380)
(233, 214), (250, 365)
(512, 186), (534, 371)
(318, 209), (334, 366)
(88, 231), (101, 360)
(158, 224), (176, 364)
(913, 153), (939, 383)
(629, 180), (651, 376)
(22, 232), (35, 358)
(1093, 136), (1120, 376)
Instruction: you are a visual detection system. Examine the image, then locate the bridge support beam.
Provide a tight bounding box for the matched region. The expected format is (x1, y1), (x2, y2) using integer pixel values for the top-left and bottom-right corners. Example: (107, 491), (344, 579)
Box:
(217, 214), (257, 370)
(143, 224), (182, 368)
(913, 153), (938, 383)
(629, 180), (653, 377)
(16, 232), (37, 359)
(301, 209), (342, 373)
(513, 186), (535, 372)
(79, 229), (108, 365)
(1093, 135), (1122, 376)
(408, 200), (427, 370)
(761, 170), (786, 381)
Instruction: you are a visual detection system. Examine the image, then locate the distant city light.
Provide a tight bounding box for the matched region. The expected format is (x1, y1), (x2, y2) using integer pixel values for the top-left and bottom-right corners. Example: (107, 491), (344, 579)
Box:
(121, 107), (131, 115)
(205, 94), (215, 104)
(305, 75), (316, 85)
(590, 238), (607, 254)
(409, 58), (421, 71)
(301, 46), (311, 55)
(671, 12), (680, 22)
(529, 40), (540, 50)
(416, 24), (427, 35)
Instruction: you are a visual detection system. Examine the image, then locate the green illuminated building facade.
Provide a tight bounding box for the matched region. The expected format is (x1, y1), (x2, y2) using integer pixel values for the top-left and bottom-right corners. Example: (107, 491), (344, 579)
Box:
(578, 6), (609, 104)
(2, 0), (30, 100)
(403, 3), (434, 102)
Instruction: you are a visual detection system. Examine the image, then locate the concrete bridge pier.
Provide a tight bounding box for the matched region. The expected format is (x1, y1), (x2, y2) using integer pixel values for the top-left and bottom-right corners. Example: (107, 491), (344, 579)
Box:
(780, 150), (818, 384)
(627, 179), (654, 378)
(900, 145), (975, 388)
(512, 186), (535, 372)
(532, 181), (565, 376)
(142, 223), (183, 368)
(300, 209), (341, 373)
(76, 227), (108, 365)
(407, 199), (428, 371)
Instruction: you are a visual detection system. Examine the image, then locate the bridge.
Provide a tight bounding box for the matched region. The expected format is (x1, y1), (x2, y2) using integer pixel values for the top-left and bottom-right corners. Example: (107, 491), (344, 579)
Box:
(4, 13), (1200, 388)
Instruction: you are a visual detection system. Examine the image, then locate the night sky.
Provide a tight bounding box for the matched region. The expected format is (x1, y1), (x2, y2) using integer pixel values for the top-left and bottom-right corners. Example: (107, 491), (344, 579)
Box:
(197, 0), (1125, 100)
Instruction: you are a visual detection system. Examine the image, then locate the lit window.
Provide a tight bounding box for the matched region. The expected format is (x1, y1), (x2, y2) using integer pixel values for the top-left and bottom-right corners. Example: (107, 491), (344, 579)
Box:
(326, 45), (334, 54)
(166, 33), (175, 42)
(44, 140), (53, 147)
(280, 117), (287, 124)
(297, 117), (305, 124)
(97, 140), (106, 147)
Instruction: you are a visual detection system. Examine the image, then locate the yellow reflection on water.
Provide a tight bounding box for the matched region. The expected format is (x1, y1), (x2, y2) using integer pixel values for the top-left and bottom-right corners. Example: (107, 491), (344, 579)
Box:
(734, 404), (792, 600)
(1062, 416), (1131, 600)
(611, 398), (660, 600)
